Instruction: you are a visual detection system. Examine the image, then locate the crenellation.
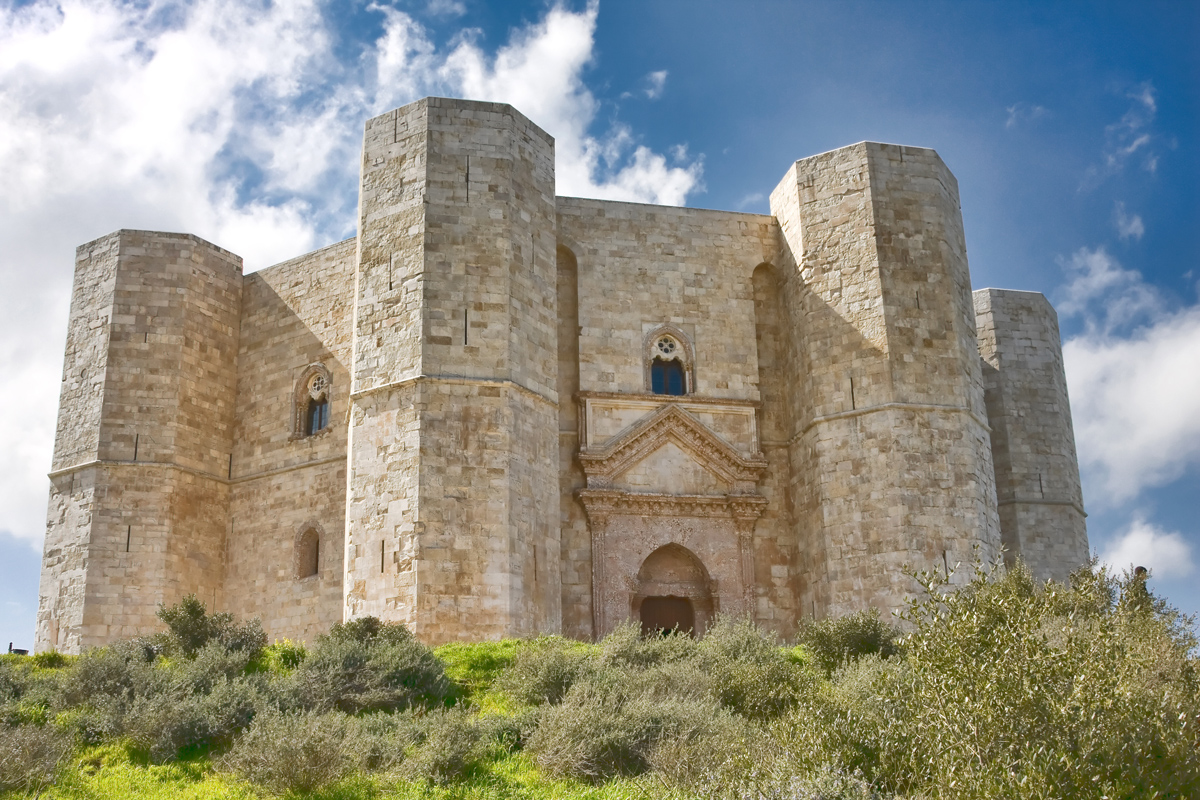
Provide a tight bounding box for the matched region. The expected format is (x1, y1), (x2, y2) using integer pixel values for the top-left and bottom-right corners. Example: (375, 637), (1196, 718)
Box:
(38, 98), (1087, 652)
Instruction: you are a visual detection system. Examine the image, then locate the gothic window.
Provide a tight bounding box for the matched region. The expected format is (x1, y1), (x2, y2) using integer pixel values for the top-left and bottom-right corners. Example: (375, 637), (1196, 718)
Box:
(651, 357), (686, 395)
(296, 528), (320, 579)
(293, 364), (333, 439)
(644, 327), (693, 395)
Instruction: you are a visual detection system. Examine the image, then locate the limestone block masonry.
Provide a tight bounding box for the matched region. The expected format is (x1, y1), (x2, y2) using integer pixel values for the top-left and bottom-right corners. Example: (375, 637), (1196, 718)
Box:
(37, 97), (1089, 652)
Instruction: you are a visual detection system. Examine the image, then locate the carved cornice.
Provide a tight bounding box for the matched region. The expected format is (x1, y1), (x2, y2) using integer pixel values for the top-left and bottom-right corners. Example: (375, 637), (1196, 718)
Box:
(578, 403), (767, 488)
(578, 489), (767, 523)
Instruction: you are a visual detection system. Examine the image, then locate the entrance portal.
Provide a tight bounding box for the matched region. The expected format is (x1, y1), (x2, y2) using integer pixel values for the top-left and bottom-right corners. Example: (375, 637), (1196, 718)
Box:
(640, 596), (694, 635)
(633, 543), (714, 636)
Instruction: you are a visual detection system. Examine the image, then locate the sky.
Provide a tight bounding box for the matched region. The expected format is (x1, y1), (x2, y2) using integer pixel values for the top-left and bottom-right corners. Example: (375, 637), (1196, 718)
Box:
(0, 0), (1197, 650)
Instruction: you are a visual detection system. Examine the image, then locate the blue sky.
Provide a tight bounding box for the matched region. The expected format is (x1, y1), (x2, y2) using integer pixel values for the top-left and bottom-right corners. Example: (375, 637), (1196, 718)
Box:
(0, 0), (1196, 649)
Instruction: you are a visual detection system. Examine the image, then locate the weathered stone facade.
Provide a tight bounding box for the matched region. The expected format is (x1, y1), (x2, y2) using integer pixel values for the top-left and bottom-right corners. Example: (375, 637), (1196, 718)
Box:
(36, 97), (1088, 652)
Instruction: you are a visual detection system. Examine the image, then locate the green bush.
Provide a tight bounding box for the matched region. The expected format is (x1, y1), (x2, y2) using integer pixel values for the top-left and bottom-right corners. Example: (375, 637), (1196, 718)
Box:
(699, 616), (813, 720)
(30, 651), (71, 670)
(496, 637), (594, 705)
(0, 723), (73, 793)
(58, 639), (162, 719)
(124, 674), (264, 762)
(255, 639), (306, 674)
(398, 706), (488, 784)
(874, 561), (1200, 798)
(598, 622), (698, 670)
(528, 666), (731, 782)
(795, 608), (901, 675)
(293, 617), (452, 713)
(157, 595), (266, 660)
(221, 709), (356, 794)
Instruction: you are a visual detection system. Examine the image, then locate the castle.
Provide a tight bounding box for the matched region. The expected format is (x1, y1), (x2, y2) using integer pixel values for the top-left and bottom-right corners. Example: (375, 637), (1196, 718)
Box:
(36, 98), (1089, 653)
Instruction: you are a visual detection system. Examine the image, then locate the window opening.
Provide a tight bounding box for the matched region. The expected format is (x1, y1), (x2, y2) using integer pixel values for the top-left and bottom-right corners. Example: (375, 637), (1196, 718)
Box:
(296, 367), (332, 438)
(651, 358), (686, 395)
(297, 529), (319, 579)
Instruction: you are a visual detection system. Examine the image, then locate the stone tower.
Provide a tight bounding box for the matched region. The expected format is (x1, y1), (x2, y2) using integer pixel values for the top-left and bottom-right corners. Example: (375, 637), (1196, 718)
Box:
(37, 231), (242, 653)
(770, 143), (1003, 618)
(344, 98), (561, 640)
(974, 289), (1088, 581)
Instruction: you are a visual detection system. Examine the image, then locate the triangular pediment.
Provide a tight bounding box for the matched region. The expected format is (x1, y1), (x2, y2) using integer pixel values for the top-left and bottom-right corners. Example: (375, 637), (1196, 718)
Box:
(578, 403), (767, 490)
(611, 439), (730, 495)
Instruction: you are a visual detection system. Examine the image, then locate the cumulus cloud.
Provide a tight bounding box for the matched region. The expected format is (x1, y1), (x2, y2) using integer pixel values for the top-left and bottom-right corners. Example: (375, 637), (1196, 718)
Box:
(1113, 202), (1145, 241)
(0, 0), (703, 549)
(1060, 248), (1200, 503)
(643, 69), (667, 99)
(1100, 516), (1195, 579)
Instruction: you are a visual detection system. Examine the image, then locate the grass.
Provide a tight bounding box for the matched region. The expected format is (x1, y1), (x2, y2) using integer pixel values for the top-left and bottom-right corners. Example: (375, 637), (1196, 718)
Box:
(12, 746), (656, 800)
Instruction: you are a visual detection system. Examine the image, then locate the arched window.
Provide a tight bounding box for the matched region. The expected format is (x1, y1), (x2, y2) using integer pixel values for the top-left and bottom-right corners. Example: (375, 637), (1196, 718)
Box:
(296, 528), (320, 579)
(293, 364), (333, 439)
(644, 327), (693, 396)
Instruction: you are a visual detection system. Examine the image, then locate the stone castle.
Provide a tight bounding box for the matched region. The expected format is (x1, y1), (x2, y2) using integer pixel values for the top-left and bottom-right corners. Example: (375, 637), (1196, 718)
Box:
(37, 97), (1089, 653)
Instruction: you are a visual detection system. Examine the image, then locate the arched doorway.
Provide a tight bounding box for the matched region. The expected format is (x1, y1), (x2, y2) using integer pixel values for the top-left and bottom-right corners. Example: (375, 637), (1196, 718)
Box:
(634, 544), (714, 636)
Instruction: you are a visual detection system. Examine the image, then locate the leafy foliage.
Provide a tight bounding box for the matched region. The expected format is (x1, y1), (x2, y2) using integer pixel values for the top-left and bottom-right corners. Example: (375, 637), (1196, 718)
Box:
(291, 617), (452, 714)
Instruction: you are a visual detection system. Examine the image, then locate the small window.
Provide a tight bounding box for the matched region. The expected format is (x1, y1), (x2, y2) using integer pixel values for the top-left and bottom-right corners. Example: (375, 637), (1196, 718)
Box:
(306, 397), (329, 435)
(293, 364), (333, 439)
(644, 329), (692, 395)
(651, 358), (686, 395)
(297, 528), (319, 579)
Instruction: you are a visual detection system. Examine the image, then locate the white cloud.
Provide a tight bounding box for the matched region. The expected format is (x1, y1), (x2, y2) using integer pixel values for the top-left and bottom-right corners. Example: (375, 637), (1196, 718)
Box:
(1004, 102), (1047, 129)
(644, 69), (667, 99)
(425, 0), (467, 17)
(0, 0), (703, 549)
(1100, 516), (1194, 579)
(1060, 248), (1200, 503)
(1113, 202), (1145, 241)
(1084, 81), (1160, 186)
(1057, 247), (1162, 333)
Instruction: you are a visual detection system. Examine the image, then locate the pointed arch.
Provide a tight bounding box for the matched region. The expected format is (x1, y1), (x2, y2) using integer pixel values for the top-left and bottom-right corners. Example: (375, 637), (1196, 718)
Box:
(643, 323), (695, 396)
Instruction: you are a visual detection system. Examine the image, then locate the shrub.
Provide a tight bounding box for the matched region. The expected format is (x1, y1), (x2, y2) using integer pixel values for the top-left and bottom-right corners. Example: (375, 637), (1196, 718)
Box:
(872, 561), (1200, 798)
(496, 638), (594, 705)
(293, 619), (452, 714)
(58, 639), (162, 713)
(256, 639), (306, 673)
(699, 616), (813, 720)
(222, 709), (355, 794)
(31, 651), (70, 670)
(795, 608), (900, 676)
(157, 595), (266, 660)
(528, 670), (731, 782)
(598, 622), (698, 670)
(0, 723), (73, 793)
(124, 675), (263, 762)
(399, 707), (488, 784)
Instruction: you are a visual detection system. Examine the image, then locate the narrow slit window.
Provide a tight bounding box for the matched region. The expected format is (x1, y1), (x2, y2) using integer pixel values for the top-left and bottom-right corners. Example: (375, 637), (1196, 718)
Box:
(297, 529), (319, 579)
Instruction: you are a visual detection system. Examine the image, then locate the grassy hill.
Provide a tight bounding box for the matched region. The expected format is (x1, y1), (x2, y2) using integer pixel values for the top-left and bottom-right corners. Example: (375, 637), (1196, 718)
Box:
(2, 561), (1197, 799)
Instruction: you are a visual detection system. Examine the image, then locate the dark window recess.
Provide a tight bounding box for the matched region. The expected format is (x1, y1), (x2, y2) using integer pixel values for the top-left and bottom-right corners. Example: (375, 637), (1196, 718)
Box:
(651, 358), (686, 396)
(298, 530), (319, 578)
(306, 398), (330, 435)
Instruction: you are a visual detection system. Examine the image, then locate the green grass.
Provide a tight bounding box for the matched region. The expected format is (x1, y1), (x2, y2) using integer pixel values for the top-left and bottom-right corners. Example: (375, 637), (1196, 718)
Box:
(9, 747), (656, 800)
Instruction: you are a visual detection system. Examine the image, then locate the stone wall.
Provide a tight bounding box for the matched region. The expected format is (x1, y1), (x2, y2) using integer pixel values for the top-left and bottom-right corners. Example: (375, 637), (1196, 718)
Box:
(225, 238), (356, 643)
(974, 289), (1088, 581)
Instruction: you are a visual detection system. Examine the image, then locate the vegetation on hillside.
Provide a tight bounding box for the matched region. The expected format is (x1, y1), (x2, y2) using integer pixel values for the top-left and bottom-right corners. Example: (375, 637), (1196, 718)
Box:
(1, 560), (1196, 799)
